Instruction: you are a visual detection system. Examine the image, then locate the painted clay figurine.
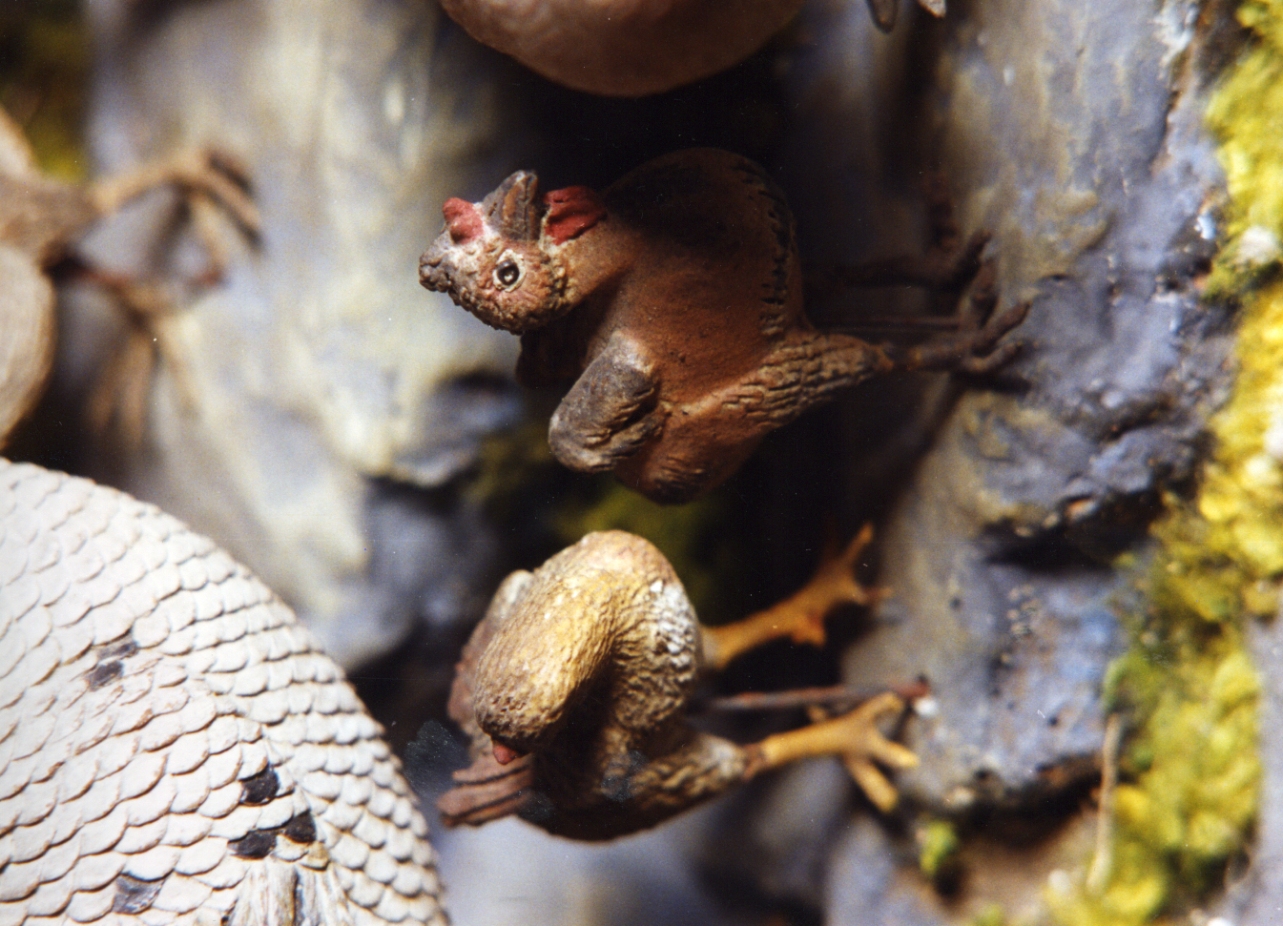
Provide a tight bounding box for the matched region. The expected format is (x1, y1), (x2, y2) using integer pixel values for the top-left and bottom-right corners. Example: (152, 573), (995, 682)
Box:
(420, 148), (1028, 503)
(437, 0), (944, 97)
(0, 104), (258, 448)
(437, 527), (919, 840)
(0, 458), (446, 925)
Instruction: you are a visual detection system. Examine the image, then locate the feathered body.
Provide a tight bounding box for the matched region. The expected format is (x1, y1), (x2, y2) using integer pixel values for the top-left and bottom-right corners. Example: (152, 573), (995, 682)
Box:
(437, 530), (918, 839)
(420, 149), (909, 503)
(441, 532), (756, 839)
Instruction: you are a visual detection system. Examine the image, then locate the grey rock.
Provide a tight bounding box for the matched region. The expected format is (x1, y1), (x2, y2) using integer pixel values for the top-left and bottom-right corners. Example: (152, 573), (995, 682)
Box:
(695, 760), (853, 912)
(813, 0), (1234, 807)
(69, 0), (532, 666)
(746, 761), (853, 903)
(827, 818), (947, 926)
(433, 804), (757, 926)
(48, 0), (1245, 921)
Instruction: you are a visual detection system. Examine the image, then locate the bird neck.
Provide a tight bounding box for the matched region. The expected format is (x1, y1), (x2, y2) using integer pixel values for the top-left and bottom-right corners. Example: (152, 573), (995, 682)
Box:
(554, 220), (635, 307)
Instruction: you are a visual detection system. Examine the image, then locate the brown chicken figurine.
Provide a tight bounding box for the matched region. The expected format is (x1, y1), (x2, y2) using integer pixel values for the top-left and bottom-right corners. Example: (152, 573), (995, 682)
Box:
(420, 148), (1027, 504)
(437, 527), (920, 840)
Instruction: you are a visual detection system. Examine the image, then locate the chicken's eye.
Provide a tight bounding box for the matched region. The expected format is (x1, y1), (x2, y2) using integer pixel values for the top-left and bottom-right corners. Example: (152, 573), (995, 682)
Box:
(494, 255), (523, 290)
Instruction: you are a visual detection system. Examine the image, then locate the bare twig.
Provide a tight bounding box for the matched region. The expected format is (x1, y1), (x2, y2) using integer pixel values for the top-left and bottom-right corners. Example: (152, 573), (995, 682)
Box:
(698, 679), (930, 714)
(1087, 713), (1124, 894)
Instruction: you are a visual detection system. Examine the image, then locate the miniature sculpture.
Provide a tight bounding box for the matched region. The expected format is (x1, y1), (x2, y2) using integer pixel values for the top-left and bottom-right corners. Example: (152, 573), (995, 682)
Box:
(437, 528), (919, 840)
(436, 0), (945, 97)
(0, 105), (258, 448)
(420, 148), (1027, 503)
(0, 459), (445, 925)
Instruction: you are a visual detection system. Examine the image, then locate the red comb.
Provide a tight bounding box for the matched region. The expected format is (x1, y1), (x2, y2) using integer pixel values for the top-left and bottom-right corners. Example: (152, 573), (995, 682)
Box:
(443, 198), (484, 243)
(543, 186), (606, 244)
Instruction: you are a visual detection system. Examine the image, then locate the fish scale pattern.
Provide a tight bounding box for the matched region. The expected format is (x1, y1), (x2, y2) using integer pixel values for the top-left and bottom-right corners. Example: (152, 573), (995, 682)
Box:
(0, 459), (446, 926)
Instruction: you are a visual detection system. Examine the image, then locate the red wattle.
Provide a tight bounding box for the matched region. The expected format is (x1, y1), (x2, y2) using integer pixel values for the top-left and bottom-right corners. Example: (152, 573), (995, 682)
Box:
(492, 742), (522, 765)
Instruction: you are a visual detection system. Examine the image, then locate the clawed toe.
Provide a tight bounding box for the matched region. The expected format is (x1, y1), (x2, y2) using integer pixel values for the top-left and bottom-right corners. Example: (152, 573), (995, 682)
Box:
(90, 148), (257, 230)
(701, 524), (884, 669)
(834, 693), (919, 812)
(806, 523), (883, 620)
(978, 299), (1031, 345)
(959, 338), (1024, 374)
(959, 300), (1031, 369)
(756, 690), (918, 813)
(820, 229), (991, 294)
(939, 230), (991, 292)
(890, 289), (1030, 375)
(87, 147), (260, 284)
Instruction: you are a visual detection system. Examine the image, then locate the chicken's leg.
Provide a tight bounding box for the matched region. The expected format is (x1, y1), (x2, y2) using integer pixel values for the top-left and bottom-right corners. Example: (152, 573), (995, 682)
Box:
(702, 524), (884, 671)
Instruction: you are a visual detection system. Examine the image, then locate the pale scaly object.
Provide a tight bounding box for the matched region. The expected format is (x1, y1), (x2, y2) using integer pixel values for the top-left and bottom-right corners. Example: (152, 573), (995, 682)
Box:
(0, 459), (445, 926)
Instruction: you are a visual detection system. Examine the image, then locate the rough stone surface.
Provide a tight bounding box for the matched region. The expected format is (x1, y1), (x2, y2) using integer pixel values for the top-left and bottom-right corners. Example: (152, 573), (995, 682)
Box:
(63, 0), (531, 667)
(47, 0), (1242, 923)
(827, 818), (946, 926)
(434, 809), (754, 926)
(825, 0), (1232, 805)
(759, 0), (1236, 919)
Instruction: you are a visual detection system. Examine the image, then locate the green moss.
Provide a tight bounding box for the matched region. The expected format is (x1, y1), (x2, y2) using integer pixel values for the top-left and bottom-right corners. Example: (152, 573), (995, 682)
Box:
(918, 819), (962, 885)
(1044, 5), (1283, 921)
(0, 0), (90, 179)
(465, 421), (735, 618)
(554, 480), (730, 618)
(464, 419), (558, 508)
(970, 905), (1008, 926)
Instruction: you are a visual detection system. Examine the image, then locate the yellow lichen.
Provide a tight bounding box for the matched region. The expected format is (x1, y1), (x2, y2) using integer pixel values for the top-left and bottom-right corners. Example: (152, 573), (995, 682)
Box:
(1206, 1), (1283, 291)
(918, 819), (962, 884)
(1046, 3), (1283, 921)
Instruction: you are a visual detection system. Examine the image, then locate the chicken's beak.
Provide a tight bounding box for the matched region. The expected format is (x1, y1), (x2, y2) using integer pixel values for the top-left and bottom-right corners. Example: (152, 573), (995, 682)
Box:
(418, 232), (452, 293)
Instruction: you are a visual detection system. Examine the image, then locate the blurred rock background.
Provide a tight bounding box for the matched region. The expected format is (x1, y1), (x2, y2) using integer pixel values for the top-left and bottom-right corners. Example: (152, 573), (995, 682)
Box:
(2, 0), (1267, 923)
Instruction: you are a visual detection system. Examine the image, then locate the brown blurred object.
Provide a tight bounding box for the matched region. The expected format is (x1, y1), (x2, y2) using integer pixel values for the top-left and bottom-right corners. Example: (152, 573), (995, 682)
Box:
(437, 0), (944, 97)
(0, 105), (259, 449)
(421, 149), (1024, 503)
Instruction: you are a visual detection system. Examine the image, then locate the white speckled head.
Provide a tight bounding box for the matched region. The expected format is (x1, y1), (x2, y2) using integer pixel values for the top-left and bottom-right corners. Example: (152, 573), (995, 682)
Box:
(418, 171), (573, 333)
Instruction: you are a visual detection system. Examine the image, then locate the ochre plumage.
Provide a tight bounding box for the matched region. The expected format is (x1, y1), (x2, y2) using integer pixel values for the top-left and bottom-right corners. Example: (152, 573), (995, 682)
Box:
(438, 529), (919, 840)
